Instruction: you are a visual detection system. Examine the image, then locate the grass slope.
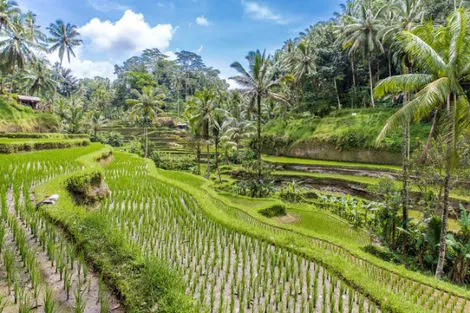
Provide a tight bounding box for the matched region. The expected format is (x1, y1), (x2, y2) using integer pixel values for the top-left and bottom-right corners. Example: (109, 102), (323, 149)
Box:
(0, 96), (59, 132)
(263, 154), (401, 171)
(263, 108), (430, 153)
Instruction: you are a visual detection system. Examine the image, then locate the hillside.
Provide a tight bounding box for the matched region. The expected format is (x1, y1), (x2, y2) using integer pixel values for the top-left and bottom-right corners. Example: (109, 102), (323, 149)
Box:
(262, 108), (431, 164)
(0, 96), (59, 133)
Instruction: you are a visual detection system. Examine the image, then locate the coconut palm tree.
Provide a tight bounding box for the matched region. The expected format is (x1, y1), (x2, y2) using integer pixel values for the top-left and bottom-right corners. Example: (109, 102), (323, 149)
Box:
(0, 0), (20, 31)
(21, 59), (56, 98)
(126, 87), (165, 158)
(185, 88), (216, 178)
(86, 110), (108, 139)
(22, 11), (46, 44)
(47, 20), (82, 65)
(222, 116), (255, 151)
(340, 1), (385, 107)
(230, 50), (291, 179)
(0, 16), (37, 93)
(375, 8), (470, 279)
(284, 40), (316, 111)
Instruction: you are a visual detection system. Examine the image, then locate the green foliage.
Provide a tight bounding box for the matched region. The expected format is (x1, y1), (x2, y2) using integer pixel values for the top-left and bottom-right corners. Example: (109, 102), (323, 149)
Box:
(0, 138), (90, 153)
(0, 97), (59, 132)
(259, 204), (287, 218)
(97, 131), (123, 147)
(65, 168), (106, 203)
(150, 150), (196, 171)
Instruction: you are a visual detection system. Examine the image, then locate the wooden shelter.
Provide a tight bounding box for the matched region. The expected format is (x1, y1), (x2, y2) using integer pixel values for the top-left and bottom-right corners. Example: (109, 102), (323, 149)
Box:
(17, 95), (42, 110)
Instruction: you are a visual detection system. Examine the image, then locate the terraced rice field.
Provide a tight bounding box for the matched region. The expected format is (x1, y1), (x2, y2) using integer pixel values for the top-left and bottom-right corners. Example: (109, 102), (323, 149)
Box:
(0, 145), (468, 313)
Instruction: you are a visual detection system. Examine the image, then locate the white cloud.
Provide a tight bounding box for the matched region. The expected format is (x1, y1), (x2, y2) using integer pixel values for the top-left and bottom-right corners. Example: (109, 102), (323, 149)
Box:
(241, 1), (286, 24)
(45, 47), (115, 80)
(87, 0), (128, 12)
(195, 45), (204, 54)
(79, 10), (175, 56)
(195, 16), (210, 26)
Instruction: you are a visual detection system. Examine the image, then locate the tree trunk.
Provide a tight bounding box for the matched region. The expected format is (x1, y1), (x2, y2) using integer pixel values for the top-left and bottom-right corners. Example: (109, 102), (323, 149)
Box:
(215, 137), (221, 183)
(197, 142), (201, 175)
(436, 94), (456, 280)
(421, 108), (439, 163)
(205, 143), (211, 179)
(387, 49), (392, 78)
(401, 119), (409, 253)
(144, 126), (148, 158)
(334, 79), (342, 110)
(368, 56), (375, 108)
(257, 94), (262, 180)
(351, 57), (356, 109)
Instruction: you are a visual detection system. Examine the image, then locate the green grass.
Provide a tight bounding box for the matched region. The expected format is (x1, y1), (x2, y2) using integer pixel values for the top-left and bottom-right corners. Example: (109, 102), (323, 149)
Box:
(0, 96), (59, 132)
(7, 146), (468, 313)
(263, 154), (401, 171)
(0, 137), (90, 153)
(262, 108), (430, 153)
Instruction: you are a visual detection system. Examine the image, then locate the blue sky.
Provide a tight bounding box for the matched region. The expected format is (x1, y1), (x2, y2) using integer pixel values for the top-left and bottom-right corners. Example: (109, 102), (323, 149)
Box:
(17, 0), (344, 82)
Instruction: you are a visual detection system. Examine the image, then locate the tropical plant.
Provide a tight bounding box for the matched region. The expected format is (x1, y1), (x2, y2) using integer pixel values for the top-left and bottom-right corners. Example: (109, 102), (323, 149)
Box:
(0, 0), (19, 31)
(21, 59), (56, 98)
(185, 88), (216, 178)
(375, 8), (470, 279)
(126, 87), (165, 158)
(230, 50), (291, 179)
(47, 20), (82, 65)
(339, 1), (385, 107)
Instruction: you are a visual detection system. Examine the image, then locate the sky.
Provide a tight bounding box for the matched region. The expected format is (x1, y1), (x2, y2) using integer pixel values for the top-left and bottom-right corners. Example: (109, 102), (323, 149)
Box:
(17, 0), (344, 83)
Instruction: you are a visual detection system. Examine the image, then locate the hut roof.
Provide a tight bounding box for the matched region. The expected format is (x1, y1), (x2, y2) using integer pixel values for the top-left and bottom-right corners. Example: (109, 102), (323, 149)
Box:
(18, 95), (41, 102)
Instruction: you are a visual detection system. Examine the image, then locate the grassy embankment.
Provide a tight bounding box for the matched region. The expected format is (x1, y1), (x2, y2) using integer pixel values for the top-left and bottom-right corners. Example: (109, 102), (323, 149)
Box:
(0, 96), (59, 132)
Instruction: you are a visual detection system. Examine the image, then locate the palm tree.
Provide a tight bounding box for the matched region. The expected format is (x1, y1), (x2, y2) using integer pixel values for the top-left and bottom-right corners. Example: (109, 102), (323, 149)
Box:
(47, 20), (82, 65)
(377, 0), (424, 253)
(0, 0), (20, 31)
(375, 8), (470, 279)
(222, 116), (255, 151)
(21, 59), (56, 98)
(185, 88), (216, 178)
(285, 40), (316, 111)
(126, 87), (165, 158)
(22, 11), (46, 44)
(230, 50), (291, 179)
(0, 16), (37, 93)
(340, 1), (385, 107)
(86, 110), (108, 139)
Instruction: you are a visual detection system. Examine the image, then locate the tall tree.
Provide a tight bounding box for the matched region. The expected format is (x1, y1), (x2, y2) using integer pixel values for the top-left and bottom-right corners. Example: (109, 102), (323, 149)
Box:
(47, 20), (82, 65)
(21, 59), (56, 98)
(340, 1), (385, 107)
(0, 16), (37, 93)
(126, 87), (165, 158)
(375, 8), (470, 279)
(230, 50), (291, 179)
(0, 0), (19, 31)
(185, 88), (215, 178)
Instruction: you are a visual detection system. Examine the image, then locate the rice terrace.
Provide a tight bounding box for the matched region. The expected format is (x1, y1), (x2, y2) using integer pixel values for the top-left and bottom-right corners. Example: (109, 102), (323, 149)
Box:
(0, 0), (470, 312)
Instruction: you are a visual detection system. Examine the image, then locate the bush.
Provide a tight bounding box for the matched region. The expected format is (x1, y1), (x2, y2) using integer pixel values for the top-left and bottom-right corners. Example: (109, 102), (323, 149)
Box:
(66, 169), (108, 204)
(150, 151), (195, 171)
(0, 132), (89, 139)
(227, 149), (256, 164)
(99, 132), (124, 147)
(259, 204), (287, 218)
(0, 138), (90, 154)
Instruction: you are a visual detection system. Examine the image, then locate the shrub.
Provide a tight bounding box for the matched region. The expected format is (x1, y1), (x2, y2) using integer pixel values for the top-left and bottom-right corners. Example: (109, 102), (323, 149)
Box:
(259, 205), (287, 218)
(99, 132), (123, 147)
(66, 169), (108, 204)
(150, 151), (195, 171)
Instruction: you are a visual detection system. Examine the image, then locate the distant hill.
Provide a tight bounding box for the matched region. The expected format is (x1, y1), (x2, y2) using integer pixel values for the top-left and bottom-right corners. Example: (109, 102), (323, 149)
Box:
(0, 96), (59, 133)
